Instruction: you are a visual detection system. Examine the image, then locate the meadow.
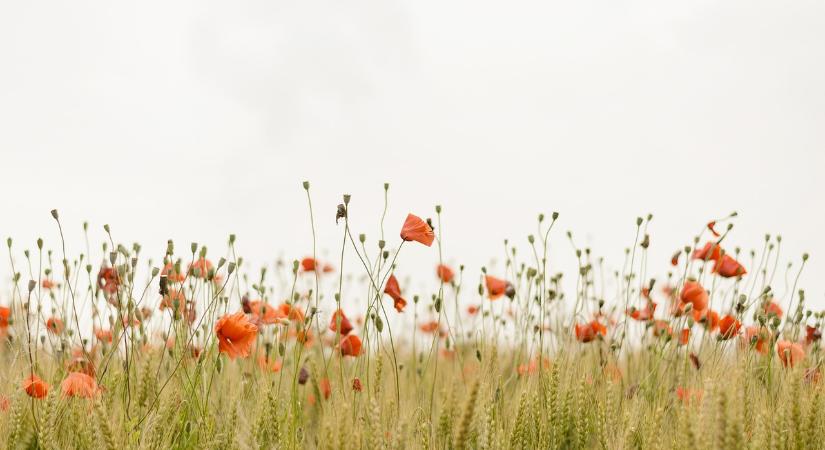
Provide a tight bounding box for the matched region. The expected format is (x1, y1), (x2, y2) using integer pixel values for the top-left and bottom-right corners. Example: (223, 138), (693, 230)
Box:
(0, 182), (821, 449)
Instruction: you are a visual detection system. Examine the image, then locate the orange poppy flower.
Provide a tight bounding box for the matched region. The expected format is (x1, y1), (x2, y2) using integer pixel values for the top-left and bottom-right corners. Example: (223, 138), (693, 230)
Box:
(707, 221), (721, 237)
(419, 320), (444, 336)
(248, 300), (284, 326)
(0, 395), (9, 412)
(692, 309), (720, 331)
(652, 320), (672, 338)
(692, 242), (722, 263)
(466, 305), (480, 315)
(257, 354), (283, 373)
(384, 274), (407, 313)
(300, 257), (318, 272)
(713, 254), (747, 278)
(329, 309), (353, 336)
(278, 303), (306, 323)
(628, 302), (656, 321)
(96, 266), (120, 298)
(763, 301), (783, 318)
(339, 334), (362, 357)
(436, 264), (455, 283)
(161, 262), (185, 283)
(742, 326), (771, 354)
(400, 213), (434, 247)
(680, 281), (708, 313)
(0, 306), (10, 329)
(485, 276), (514, 300)
(675, 387), (703, 406)
(574, 320), (607, 343)
(61, 372), (98, 398)
(41, 279), (57, 290)
(777, 340), (805, 368)
(188, 257), (213, 279)
(215, 312), (258, 359)
(46, 317), (64, 335)
(677, 328), (691, 345)
(670, 251), (681, 267)
(717, 315), (741, 340)
(159, 288), (186, 312)
(319, 378), (332, 399)
(22, 374), (49, 399)
(94, 327), (113, 343)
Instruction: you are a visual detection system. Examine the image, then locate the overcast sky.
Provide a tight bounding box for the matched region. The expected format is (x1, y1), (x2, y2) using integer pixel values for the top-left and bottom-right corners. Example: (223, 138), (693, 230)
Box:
(1, 1), (823, 309)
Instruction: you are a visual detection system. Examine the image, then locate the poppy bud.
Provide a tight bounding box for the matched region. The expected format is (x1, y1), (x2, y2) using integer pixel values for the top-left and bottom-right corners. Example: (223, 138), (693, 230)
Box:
(435, 205), (442, 214)
(343, 194), (351, 205)
(51, 209), (59, 220)
(359, 234), (365, 243)
(6, 238), (11, 248)
(298, 367), (309, 384)
(527, 235), (534, 244)
(378, 240), (385, 249)
(384, 182), (389, 191)
(636, 217), (643, 226)
(227, 262), (236, 274)
(803, 253), (809, 262)
(505, 282), (516, 300)
(302, 181), (310, 190)
(28, 280), (36, 292)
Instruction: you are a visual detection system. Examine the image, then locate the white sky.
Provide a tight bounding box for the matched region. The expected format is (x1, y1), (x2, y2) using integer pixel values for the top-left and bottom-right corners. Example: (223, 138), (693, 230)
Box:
(1, 1), (824, 309)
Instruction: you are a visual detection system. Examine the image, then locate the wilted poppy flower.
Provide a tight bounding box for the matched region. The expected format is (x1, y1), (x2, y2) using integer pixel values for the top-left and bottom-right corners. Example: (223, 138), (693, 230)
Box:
(61, 372), (98, 398)
(713, 254), (746, 278)
(805, 326), (821, 346)
(96, 266), (120, 299)
(574, 320), (607, 343)
(717, 315), (741, 340)
(215, 312), (258, 359)
(680, 281), (708, 313)
(436, 264), (455, 283)
(161, 262), (185, 283)
(298, 367), (310, 385)
(805, 368), (821, 384)
(329, 309), (353, 336)
(352, 378), (363, 392)
(485, 276), (512, 300)
(339, 334), (362, 357)
(692, 242), (722, 263)
(188, 258), (213, 279)
(692, 309), (720, 331)
(777, 340), (805, 368)
(319, 378), (332, 399)
(94, 327), (113, 343)
(742, 326), (771, 354)
(22, 374), (49, 399)
(384, 274), (407, 313)
(400, 214), (434, 247)
(707, 221), (721, 237)
(46, 317), (64, 335)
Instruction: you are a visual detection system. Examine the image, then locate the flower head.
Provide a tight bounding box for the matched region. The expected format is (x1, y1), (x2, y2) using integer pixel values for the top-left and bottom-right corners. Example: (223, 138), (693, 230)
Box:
(215, 312), (258, 359)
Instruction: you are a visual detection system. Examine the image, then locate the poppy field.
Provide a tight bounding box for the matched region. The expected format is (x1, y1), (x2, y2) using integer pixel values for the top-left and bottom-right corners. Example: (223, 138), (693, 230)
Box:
(0, 183), (822, 450)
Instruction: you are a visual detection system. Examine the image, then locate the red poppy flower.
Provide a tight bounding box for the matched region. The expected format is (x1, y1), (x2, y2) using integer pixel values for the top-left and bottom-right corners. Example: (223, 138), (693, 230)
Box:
(466, 305), (480, 315)
(248, 300), (284, 326)
(713, 254), (747, 278)
(94, 327), (113, 343)
(319, 378), (332, 399)
(777, 340), (805, 368)
(707, 221), (721, 237)
(61, 372), (98, 398)
(805, 326), (821, 346)
(0, 306), (10, 329)
(215, 312), (258, 359)
(675, 387), (703, 406)
(339, 334), (362, 357)
(300, 257), (318, 272)
(670, 251), (681, 267)
(384, 274), (407, 313)
(717, 315), (741, 340)
(692, 242), (722, 263)
(329, 309), (353, 336)
(22, 374), (49, 399)
(278, 303), (306, 323)
(400, 214), (434, 247)
(352, 378), (363, 392)
(436, 264), (455, 283)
